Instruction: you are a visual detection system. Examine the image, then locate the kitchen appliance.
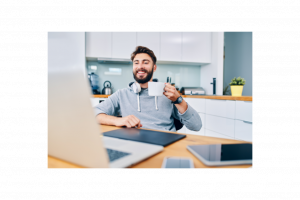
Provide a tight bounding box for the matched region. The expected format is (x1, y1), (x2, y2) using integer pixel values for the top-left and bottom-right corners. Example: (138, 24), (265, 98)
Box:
(166, 77), (172, 83)
(102, 80), (112, 95)
(180, 87), (205, 95)
(88, 72), (100, 94)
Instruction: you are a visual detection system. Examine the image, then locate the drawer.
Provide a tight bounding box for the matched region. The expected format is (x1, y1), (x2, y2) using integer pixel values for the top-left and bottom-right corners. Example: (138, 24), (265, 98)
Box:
(235, 120), (252, 142)
(205, 114), (235, 138)
(184, 98), (205, 113)
(205, 129), (234, 140)
(235, 101), (252, 122)
(90, 98), (107, 107)
(205, 99), (235, 119)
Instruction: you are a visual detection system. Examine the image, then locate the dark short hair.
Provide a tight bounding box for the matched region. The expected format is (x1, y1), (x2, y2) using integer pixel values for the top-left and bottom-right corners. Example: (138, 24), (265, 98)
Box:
(130, 46), (157, 65)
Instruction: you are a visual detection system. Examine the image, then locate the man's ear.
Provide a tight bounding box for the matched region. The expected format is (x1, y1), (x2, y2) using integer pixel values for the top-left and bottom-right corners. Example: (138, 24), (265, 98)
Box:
(153, 64), (157, 72)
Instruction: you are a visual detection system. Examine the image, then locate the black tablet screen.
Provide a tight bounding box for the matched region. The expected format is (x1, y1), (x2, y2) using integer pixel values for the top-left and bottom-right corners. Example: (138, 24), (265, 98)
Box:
(188, 143), (252, 161)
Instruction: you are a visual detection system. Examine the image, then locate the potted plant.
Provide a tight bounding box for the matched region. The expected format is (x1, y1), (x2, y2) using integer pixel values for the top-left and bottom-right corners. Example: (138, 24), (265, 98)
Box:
(223, 85), (230, 95)
(229, 77), (246, 96)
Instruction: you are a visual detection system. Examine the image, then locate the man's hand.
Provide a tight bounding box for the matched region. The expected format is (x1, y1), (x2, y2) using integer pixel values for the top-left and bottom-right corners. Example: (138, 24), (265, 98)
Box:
(115, 115), (143, 128)
(163, 83), (180, 102)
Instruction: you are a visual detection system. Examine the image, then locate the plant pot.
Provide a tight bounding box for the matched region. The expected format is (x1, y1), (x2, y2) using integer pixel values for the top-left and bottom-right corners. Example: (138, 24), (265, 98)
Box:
(230, 85), (244, 96)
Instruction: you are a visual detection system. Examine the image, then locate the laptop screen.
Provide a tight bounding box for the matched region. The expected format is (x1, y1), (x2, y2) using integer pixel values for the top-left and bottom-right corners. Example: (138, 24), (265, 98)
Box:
(48, 32), (109, 168)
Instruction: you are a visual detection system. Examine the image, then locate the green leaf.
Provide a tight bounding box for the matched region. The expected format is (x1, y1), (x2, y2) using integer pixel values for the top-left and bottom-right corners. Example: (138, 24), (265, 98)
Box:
(229, 76), (246, 85)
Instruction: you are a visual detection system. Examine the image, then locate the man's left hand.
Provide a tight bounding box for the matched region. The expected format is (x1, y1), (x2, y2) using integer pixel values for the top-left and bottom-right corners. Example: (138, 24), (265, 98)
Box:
(163, 83), (180, 102)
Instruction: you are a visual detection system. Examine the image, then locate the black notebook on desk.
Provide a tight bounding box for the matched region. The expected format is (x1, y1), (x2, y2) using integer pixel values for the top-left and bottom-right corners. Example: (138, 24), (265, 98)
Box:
(103, 128), (186, 147)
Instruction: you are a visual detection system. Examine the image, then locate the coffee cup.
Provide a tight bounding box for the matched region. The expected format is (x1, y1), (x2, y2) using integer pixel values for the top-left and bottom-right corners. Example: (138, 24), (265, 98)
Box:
(148, 82), (165, 96)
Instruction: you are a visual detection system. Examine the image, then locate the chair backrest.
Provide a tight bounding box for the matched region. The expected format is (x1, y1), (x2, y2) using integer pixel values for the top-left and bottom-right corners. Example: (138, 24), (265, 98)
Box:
(174, 118), (184, 131)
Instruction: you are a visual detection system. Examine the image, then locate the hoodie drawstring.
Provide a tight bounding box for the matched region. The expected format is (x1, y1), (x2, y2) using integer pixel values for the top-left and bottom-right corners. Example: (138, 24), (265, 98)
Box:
(137, 93), (140, 112)
(135, 88), (158, 111)
(137, 94), (158, 111)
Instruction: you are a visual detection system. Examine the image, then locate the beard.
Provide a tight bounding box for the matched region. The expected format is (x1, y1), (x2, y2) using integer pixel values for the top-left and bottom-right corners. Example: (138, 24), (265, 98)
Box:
(133, 65), (154, 84)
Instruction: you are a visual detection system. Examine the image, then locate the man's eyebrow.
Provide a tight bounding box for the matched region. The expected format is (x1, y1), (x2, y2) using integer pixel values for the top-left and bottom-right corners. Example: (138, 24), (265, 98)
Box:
(134, 59), (150, 62)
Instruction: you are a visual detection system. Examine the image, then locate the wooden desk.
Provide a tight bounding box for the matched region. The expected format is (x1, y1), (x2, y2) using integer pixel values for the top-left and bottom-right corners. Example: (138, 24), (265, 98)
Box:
(48, 125), (252, 168)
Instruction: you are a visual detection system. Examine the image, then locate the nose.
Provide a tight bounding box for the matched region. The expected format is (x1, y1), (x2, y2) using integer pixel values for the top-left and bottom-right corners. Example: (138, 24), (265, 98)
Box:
(136, 65), (146, 71)
(137, 63), (145, 68)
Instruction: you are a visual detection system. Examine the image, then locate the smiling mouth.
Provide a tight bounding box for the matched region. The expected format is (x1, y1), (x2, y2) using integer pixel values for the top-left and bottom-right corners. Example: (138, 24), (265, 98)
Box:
(137, 71), (147, 75)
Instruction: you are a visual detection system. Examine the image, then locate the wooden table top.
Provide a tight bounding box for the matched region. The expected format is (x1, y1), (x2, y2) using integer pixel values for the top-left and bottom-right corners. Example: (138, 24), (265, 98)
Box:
(48, 125), (252, 168)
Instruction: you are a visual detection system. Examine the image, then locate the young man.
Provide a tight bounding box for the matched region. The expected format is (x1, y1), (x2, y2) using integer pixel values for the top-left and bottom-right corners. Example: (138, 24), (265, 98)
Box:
(95, 46), (202, 132)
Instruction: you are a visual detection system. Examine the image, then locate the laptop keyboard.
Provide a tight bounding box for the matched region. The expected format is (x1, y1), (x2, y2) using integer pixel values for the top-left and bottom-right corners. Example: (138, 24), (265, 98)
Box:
(106, 148), (131, 162)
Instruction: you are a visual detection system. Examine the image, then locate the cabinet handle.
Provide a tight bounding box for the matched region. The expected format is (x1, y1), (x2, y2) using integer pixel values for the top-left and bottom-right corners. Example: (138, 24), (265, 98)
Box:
(243, 121), (252, 124)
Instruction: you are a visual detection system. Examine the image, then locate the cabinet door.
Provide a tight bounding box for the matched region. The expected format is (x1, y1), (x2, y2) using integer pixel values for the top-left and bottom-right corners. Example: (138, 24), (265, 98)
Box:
(184, 98), (205, 113)
(235, 120), (252, 142)
(185, 113), (205, 136)
(112, 32), (137, 59)
(137, 32), (160, 60)
(205, 114), (235, 138)
(182, 32), (211, 63)
(205, 129), (234, 140)
(90, 98), (107, 107)
(85, 32), (112, 58)
(235, 101), (252, 122)
(205, 99), (235, 119)
(160, 32), (182, 61)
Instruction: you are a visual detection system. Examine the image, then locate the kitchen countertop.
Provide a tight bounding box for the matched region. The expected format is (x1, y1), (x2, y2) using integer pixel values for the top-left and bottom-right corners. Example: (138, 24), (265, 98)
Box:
(93, 94), (252, 101)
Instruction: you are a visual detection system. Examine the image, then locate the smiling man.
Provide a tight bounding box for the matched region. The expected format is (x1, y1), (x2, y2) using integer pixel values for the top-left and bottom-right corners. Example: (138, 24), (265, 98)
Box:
(94, 46), (202, 132)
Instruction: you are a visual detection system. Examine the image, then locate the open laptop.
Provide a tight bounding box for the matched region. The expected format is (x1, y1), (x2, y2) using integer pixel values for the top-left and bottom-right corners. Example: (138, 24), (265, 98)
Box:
(48, 33), (163, 168)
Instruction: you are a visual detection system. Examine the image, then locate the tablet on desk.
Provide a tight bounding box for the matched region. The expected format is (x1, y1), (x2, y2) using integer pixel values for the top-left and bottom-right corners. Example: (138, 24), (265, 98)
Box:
(187, 143), (252, 166)
(103, 128), (186, 147)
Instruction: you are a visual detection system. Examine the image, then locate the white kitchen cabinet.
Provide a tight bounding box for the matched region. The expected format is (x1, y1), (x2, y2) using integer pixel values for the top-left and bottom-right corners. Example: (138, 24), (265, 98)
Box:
(205, 129), (234, 140)
(85, 32), (212, 64)
(205, 99), (235, 119)
(85, 32), (112, 58)
(206, 114), (235, 138)
(178, 98), (252, 141)
(137, 32), (160, 60)
(235, 101), (252, 122)
(182, 32), (211, 63)
(112, 32), (137, 59)
(184, 98), (205, 113)
(90, 98), (107, 107)
(234, 120), (252, 142)
(160, 32), (182, 61)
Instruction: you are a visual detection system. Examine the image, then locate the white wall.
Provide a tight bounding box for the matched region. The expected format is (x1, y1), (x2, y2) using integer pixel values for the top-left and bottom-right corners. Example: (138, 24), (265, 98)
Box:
(48, 32), (86, 77)
(87, 62), (201, 92)
(200, 32), (224, 95)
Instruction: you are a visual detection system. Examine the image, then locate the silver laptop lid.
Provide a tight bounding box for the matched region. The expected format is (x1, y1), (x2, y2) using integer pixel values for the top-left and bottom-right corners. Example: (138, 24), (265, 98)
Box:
(48, 32), (109, 168)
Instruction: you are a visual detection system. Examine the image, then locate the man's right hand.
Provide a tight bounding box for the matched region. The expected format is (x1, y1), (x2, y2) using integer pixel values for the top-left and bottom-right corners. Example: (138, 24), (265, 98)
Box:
(115, 115), (142, 128)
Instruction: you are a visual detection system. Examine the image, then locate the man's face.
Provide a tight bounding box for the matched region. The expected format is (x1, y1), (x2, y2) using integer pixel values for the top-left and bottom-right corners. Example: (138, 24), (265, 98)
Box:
(132, 53), (156, 84)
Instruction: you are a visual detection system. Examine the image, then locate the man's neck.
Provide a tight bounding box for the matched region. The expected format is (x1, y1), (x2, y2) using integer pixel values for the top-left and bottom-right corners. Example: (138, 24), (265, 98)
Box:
(139, 79), (152, 89)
